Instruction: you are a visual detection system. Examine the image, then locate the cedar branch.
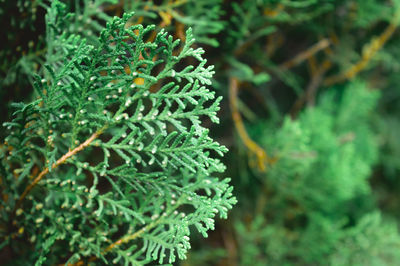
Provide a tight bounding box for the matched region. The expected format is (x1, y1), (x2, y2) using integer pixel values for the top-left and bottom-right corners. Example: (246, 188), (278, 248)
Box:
(13, 129), (103, 212)
(70, 210), (165, 265)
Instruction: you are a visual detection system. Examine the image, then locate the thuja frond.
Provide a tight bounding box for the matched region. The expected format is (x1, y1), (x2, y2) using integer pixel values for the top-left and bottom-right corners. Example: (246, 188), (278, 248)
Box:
(1, 2), (235, 265)
(123, 0), (224, 47)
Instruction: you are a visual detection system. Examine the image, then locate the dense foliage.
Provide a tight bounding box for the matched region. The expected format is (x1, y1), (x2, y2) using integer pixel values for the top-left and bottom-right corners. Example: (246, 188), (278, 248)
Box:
(1, 0), (400, 265)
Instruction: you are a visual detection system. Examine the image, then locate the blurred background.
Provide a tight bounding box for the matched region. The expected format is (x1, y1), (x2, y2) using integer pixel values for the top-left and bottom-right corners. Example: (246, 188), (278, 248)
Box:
(2, 0), (400, 264)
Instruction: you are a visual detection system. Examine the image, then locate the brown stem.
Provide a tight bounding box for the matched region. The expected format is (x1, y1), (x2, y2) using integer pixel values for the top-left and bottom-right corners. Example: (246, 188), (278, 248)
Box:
(255, 183), (269, 215)
(13, 130), (103, 213)
(229, 77), (272, 171)
(290, 60), (331, 118)
(69, 211), (164, 265)
(323, 12), (399, 86)
(221, 225), (238, 266)
(306, 60), (332, 107)
(279, 38), (330, 70)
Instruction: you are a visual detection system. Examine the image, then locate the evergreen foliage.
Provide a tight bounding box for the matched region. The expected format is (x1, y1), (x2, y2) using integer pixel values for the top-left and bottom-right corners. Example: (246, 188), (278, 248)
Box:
(2, 0), (400, 265)
(0, 1), (235, 265)
(234, 81), (389, 265)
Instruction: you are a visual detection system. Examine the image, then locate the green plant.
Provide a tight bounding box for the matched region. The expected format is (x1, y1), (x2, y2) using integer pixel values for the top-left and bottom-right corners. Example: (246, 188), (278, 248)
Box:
(233, 81), (399, 265)
(0, 1), (235, 265)
(4, 0), (400, 265)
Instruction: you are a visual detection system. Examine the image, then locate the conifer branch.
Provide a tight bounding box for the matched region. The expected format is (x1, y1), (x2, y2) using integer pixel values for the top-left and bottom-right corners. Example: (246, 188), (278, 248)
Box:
(4, 0), (400, 265)
(14, 129), (104, 212)
(1, 7), (235, 265)
(70, 216), (163, 265)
